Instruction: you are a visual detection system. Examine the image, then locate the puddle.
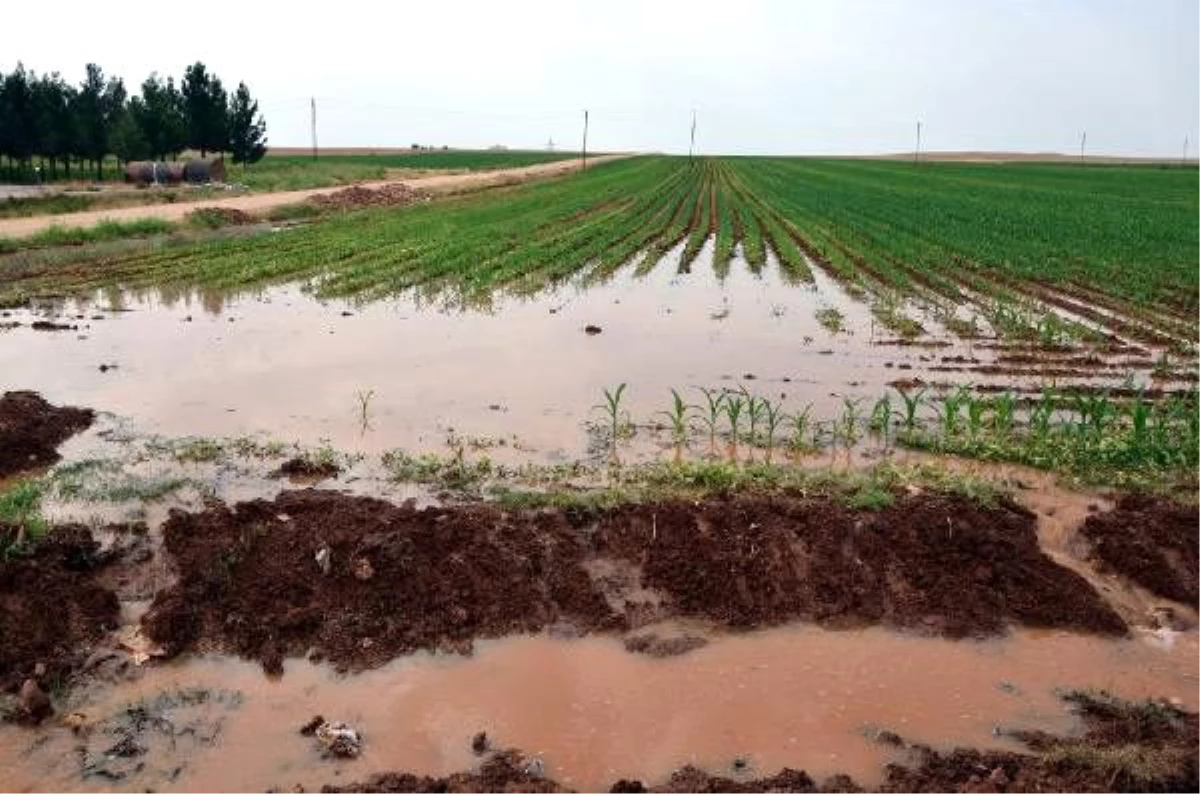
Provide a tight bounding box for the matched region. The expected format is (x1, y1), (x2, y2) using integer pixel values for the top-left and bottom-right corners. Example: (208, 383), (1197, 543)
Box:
(4, 250), (1187, 465)
(0, 626), (1194, 792)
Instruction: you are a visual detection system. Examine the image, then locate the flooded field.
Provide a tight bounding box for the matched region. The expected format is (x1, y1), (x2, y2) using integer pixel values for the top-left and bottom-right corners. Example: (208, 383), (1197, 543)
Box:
(0, 626), (1195, 792)
(3, 247), (1192, 463)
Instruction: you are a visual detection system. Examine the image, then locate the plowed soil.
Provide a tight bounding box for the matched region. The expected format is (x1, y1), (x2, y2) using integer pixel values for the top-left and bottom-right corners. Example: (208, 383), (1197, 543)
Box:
(0, 391), (94, 477)
(300, 695), (1200, 794)
(1080, 493), (1198, 604)
(0, 526), (120, 694)
(142, 489), (1125, 674)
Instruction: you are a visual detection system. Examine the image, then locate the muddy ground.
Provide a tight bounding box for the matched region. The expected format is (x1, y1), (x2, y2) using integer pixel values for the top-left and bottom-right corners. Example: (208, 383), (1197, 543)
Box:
(141, 488), (1126, 675)
(0, 526), (120, 696)
(1080, 493), (1198, 605)
(315, 691), (1198, 792)
(0, 391), (94, 477)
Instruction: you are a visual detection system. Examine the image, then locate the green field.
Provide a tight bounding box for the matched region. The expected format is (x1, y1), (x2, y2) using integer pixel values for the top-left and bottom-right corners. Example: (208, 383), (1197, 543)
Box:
(4, 156), (1194, 338)
(235, 149), (582, 191)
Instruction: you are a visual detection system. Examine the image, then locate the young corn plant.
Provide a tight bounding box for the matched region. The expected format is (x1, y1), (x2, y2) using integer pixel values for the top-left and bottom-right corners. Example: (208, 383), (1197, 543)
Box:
(724, 391), (747, 460)
(936, 386), (972, 439)
(1029, 387), (1059, 444)
(895, 387), (927, 441)
(965, 395), (987, 440)
(742, 386), (765, 449)
(658, 388), (690, 461)
(869, 395), (894, 449)
(788, 403), (815, 453)
(837, 397), (864, 449)
(693, 387), (727, 457)
(593, 382), (629, 461)
(990, 392), (1017, 436)
(761, 397), (786, 463)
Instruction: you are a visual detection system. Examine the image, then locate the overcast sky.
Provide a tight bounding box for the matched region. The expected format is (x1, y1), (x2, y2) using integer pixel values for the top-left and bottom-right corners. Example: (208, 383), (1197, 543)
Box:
(5, 0), (1197, 156)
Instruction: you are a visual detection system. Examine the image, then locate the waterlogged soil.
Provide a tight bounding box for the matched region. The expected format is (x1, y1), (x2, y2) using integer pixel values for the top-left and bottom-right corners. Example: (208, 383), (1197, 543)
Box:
(141, 488), (1125, 675)
(1080, 493), (1198, 605)
(3, 246), (1192, 463)
(0, 390), (94, 476)
(329, 690), (1200, 794)
(0, 526), (120, 695)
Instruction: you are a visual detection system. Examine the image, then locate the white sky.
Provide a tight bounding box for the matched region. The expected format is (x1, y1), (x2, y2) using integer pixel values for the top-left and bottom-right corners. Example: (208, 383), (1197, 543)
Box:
(4, 0), (1197, 156)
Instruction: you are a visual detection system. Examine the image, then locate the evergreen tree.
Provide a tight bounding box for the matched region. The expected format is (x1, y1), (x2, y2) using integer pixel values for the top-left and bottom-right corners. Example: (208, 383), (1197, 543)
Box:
(133, 73), (187, 161)
(227, 82), (268, 166)
(182, 62), (228, 157)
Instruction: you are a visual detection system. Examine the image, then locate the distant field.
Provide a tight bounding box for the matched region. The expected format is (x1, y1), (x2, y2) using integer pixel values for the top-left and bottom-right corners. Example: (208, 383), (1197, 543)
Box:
(239, 150), (582, 191)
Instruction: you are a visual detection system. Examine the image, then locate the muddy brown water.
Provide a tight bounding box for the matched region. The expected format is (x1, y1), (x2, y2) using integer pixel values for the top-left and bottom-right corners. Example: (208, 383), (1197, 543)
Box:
(0, 626), (1195, 792)
(2, 246), (1184, 464)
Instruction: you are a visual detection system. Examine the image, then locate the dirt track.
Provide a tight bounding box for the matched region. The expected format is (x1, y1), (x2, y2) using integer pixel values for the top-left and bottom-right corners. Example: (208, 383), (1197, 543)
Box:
(0, 155), (629, 239)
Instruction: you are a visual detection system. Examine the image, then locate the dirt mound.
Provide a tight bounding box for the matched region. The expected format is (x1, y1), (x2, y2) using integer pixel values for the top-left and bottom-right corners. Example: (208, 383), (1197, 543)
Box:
(0, 525), (121, 694)
(186, 206), (255, 226)
(142, 490), (616, 673)
(1079, 494), (1198, 604)
(321, 749), (564, 792)
(0, 390), (94, 476)
(142, 490), (1124, 674)
(591, 492), (1126, 638)
(274, 457), (342, 480)
(309, 184), (427, 211)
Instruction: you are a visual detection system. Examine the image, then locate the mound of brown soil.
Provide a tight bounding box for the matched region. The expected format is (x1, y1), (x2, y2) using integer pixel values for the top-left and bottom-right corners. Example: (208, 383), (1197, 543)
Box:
(592, 493), (1126, 638)
(309, 184), (427, 211)
(312, 758), (568, 791)
(0, 525), (120, 693)
(187, 206), (254, 226)
(142, 489), (1124, 674)
(273, 457), (341, 480)
(1079, 494), (1197, 604)
(0, 390), (94, 476)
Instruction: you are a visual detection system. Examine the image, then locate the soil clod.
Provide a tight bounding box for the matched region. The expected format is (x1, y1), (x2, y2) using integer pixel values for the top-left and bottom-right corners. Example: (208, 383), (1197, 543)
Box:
(0, 390), (95, 476)
(1080, 493), (1198, 604)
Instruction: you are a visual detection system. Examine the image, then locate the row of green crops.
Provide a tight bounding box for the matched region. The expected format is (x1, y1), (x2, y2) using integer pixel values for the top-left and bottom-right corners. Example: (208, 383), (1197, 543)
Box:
(2, 156), (1196, 344)
(592, 382), (1199, 491)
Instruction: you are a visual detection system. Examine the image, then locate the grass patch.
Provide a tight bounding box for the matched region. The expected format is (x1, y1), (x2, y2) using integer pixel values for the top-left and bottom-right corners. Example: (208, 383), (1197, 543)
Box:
(0, 480), (49, 556)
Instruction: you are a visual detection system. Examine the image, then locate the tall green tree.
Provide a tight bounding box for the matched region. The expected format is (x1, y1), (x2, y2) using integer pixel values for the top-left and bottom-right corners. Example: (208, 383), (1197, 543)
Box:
(226, 82), (268, 166)
(132, 73), (186, 161)
(31, 72), (77, 178)
(0, 64), (37, 174)
(182, 62), (228, 157)
(76, 64), (126, 179)
(109, 105), (149, 163)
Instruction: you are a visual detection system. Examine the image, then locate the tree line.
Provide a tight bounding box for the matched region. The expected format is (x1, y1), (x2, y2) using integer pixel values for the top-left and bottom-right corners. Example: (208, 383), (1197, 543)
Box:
(0, 61), (268, 182)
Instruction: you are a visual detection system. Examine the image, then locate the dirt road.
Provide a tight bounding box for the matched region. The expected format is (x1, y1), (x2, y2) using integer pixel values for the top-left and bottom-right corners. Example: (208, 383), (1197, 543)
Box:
(0, 154), (629, 239)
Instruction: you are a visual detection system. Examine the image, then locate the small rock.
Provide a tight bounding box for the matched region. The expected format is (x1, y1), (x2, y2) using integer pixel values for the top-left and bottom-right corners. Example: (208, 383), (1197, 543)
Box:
(315, 720), (362, 759)
(33, 662), (46, 678)
(352, 557), (374, 581)
(471, 731), (489, 755)
(522, 757), (544, 777)
(299, 715), (326, 736)
(584, 324), (602, 335)
(315, 545), (332, 576)
(19, 678), (53, 724)
(987, 766), (1010, 786)
(340, 311), (353, 317)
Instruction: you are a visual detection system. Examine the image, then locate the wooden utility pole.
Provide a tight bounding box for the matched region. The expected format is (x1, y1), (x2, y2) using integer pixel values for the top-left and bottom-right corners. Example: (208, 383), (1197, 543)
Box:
(914, 120), (922, 164)
(1183, 135), (1189, 166)
(691, 109), (700, 164)
(311, 98), (318, 161)
(582, 110), (589, 170)
(1079, 131), (1086, 165)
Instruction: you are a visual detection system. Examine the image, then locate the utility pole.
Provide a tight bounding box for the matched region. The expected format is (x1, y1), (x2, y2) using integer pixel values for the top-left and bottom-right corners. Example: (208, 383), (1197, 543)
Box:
(1183, 135), (1189, 167)
(914, 120), (921, 164)
(1079, 131), (1086, 165)
(311, 98), (318, 161)
(581, 110), (589, 171)
(689, 108), (697, 164)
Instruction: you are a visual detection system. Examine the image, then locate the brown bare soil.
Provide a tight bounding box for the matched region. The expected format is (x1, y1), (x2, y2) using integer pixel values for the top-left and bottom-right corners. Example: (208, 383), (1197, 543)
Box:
(1080, 494), (1198, 604)
(308, 184), (428, 211)
(0, 526), (120, 696)
(315, 692), (1197, 793)
(0, 391), (94, 477)
(141, 489), (1124, 675)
